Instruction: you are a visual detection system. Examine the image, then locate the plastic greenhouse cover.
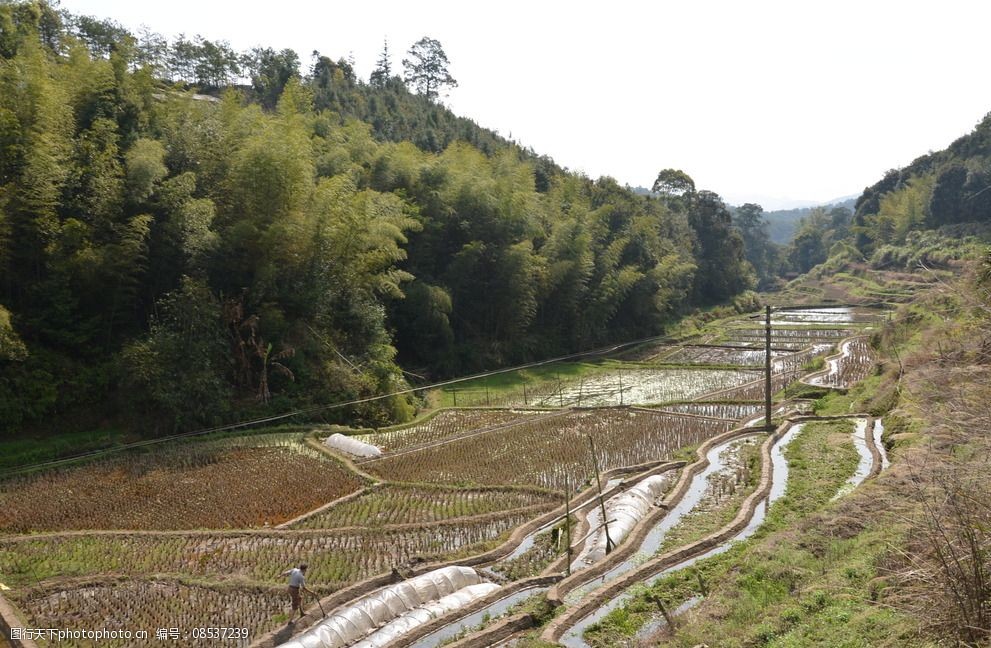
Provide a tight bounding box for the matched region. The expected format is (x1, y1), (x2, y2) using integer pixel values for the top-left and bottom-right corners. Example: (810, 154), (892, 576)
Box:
(278, 566), (486, 648)
(350, 583), (502, 648)
(324, 433), (382, 458)
(577, 474), (670, 566)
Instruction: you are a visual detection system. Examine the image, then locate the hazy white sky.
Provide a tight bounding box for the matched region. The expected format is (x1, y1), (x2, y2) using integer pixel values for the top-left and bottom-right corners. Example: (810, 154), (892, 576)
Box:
(62, 0), (991, 209)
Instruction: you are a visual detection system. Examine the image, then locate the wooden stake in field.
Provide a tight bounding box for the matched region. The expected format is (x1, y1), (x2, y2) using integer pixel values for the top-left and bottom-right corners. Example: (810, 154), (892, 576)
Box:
(565, 480), (572, 576)
(650, 593), (676, 630)
(695, 569), (709, 596)
(588, 435), (614, 553)
(765, 305), (773, 431)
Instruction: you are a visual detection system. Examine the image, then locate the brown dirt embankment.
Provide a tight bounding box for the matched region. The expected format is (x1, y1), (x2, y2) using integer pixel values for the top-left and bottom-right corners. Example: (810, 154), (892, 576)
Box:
(0, 591), (37, 648)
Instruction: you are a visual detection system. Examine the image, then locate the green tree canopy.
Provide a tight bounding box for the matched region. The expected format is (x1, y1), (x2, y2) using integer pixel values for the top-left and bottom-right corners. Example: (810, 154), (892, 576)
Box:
(402, 36), (457, 100)
(652, 168), (696, 198)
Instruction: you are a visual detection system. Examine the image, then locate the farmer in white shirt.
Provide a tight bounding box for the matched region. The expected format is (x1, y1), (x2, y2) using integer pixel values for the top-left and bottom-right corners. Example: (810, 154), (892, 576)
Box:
(282, 563), (315, 621)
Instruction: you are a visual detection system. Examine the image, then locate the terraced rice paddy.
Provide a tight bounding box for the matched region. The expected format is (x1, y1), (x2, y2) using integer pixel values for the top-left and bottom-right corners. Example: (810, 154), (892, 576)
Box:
(290, 484), (559, 528)
(0, 305), (887, 648)
(0, 438), (364, 532)
(659, 402), (765, 420)
(771, 307), (880, 324)
(697, 369), (798, 401)
(0, 518), (532, 590)
(720, 326), (852, 349)
(16, 579), (280, 647)
(806, 336), (876, 388)
(356, 409), (552, 454)
(516, 367), (763, 408)
(366, 409), (736, 490)
(657, 345), (790, 366)
(652, 437), (762, 554)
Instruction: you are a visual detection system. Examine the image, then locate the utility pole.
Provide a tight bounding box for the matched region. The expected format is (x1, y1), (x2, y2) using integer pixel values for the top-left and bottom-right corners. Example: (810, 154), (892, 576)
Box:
(588, 435), (614, 553)
(765, 305), (772, 431)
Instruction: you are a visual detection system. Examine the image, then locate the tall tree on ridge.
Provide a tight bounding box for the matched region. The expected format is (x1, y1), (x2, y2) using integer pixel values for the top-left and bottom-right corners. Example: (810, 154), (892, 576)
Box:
(652, 168), (696, 213)
(402, 36), (457, 100)
(370, 38), (391, 86)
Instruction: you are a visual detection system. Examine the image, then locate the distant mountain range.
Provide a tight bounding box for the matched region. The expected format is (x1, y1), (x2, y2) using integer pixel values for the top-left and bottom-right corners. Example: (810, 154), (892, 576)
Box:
(627, 186), (857, 244)
(762, 197), (857, 244)
(753, 194), (859, 211)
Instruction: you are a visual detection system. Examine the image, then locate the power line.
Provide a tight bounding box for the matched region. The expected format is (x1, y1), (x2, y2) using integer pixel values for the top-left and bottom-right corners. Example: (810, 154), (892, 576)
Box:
(7, 298), (944, 477)
(2, 329), (689, 476)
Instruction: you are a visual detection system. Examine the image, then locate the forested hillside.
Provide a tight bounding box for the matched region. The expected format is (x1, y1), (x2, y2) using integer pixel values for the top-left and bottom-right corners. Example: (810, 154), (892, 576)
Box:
(762, 197), (855, 244)
(0, 2), (754, 438)
(738, 115), (991, 287)
(852, 113), (991, 256)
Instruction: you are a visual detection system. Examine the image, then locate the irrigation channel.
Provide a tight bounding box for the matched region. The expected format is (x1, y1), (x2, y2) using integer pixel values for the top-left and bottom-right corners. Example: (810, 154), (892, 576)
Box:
(551, 414), (887, 648)
(237, 307), (887, 648)
(564, 434), (763, 603)
(555, 423), (806, 647)
(833, 418), (873, 500)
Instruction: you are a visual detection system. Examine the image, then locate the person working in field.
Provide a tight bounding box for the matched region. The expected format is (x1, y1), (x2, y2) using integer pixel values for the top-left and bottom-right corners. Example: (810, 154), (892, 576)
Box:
(282, 563), (315, 621)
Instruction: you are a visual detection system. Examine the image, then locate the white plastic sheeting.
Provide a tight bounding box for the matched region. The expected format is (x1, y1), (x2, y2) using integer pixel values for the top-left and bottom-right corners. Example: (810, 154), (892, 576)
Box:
(324, 433), (382, 458)
(575, 474), (670, 567)
(350, 583), (501, 648)
(279, 566), (485, 648)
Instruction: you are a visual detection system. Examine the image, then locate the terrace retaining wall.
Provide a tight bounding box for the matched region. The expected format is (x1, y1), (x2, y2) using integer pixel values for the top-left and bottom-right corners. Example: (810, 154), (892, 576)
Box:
(0, 592), (37, 648)
(442, 612), (535, 648)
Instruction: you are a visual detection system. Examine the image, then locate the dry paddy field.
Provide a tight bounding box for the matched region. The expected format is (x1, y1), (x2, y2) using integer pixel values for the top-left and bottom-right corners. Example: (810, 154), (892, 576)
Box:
(17, 578), (283, 647)
(0, 436), (365, 532)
